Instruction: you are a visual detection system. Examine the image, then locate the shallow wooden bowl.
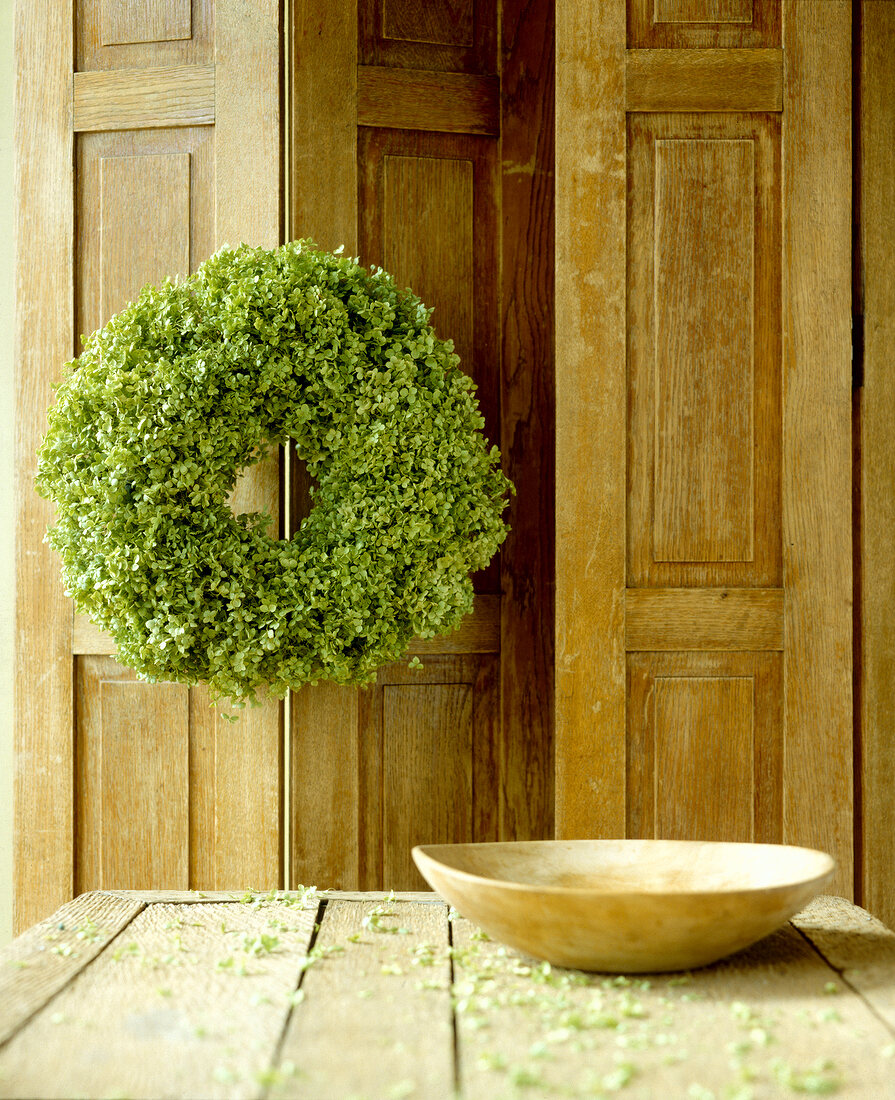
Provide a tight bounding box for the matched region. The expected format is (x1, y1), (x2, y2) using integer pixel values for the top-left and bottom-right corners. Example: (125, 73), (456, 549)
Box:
(412, 839), (835, 973)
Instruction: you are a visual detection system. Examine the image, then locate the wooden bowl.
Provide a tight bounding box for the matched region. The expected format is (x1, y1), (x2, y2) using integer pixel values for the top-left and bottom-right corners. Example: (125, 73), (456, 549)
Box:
(412, 839), (835, 972)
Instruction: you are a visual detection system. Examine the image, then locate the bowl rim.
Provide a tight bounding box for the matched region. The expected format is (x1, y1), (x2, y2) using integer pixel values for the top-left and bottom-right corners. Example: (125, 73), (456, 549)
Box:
(412, 839), (837, 899)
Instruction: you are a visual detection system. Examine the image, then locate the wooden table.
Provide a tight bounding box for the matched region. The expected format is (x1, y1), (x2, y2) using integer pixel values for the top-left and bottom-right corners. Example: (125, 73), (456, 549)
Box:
(1, 891), (894, 1099)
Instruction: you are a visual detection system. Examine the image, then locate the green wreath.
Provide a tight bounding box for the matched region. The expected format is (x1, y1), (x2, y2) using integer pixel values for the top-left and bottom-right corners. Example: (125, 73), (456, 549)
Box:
(36, 241), (512, 703)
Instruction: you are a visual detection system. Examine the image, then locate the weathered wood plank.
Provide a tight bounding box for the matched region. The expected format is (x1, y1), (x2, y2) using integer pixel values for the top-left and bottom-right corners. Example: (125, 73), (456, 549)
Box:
(357, 66), (499, 135)
(625, 588), (784, 651)
(793, 895), (895, 1033)
(2, 896), (893, 1098)
(0, 900), (316, 1100)
(626, 48), (783, 112)
(0, 893), (144, 1048)
(215, 0), (278, 249)
(291, 0), (358, 254)
(73, 65), (215, 131)
(275, 899), (454, 1098)
(858, 0), (895, 933)
(781, 1), (853, 897)
(188, 684), (218, 891)
(14, 0), (75, 935)
(452, 911), (895, 1098)
(94, 890), (441, 904)
(555, 0), (627, 838)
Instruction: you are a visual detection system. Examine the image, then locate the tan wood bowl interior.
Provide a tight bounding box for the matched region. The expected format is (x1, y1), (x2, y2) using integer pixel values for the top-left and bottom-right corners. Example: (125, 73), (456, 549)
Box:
(412, 839), (835, 973)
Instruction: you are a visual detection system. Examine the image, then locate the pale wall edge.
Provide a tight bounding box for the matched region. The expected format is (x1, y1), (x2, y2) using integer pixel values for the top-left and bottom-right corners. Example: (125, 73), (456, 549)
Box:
(2, 0), (16, 947)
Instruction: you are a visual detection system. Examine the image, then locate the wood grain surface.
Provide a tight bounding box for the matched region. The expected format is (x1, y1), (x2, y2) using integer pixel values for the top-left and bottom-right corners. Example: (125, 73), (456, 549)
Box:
(555, 0), (627, 840)
(794, 895), (895, 1032)
(288, 1), (363, 898)
(626, 48), (783, 112)
(654, 0), (751, 21)
(383, 0), (474, 47)
(76, 0), (213, 70)
(359, 0), (497, 75)
(100, 681), (190, 890)
(0, 892), (145, 1047)
(626, 651), (783, 844)
(1, 893), (893, 1099)
(383, 152), (475, 363)
(857, 0), (895, 931)
(76, 124), (216, 337)
(781, 2), (853, 897)
(449, 899), (895, 1099)
(18, 0), (283, 924)
(356, 656), (499, 892)
(99, 150), (191, 313)
(625, 588), (784, 651)
(358, 67), (499, 134)
(73, 66), (214, 131)
(289, 0), (552, 893)
(627, 110), (782, 590)
(215, 0), (279, 251)
(0, 899), (317, 1100)
(101, 0), (192, 46)
(290, 0), (358, 254)
(653, 675), (755, 841)
(498, 0), (555, 847)
(628, 0), (779, 49)
(383, 683), (474, 889)
(14, 0), (76, 933)
(275, 899), (455, 1098)
(291, 681), (361, 890)
(653, 136), (755, 563)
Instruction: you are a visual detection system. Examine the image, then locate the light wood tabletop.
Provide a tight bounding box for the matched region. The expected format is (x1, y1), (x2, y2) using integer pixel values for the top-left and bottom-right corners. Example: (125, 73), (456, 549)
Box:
(1, 891), (894, 1098)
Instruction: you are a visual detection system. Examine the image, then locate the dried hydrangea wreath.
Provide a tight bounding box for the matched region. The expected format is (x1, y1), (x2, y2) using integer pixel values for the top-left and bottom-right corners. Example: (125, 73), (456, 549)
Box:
(36, 241), (512, 704)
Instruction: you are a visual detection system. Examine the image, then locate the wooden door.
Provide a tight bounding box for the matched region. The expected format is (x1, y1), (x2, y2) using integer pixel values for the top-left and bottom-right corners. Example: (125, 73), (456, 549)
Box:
(15, 0), (281, 930)
(556, 0), (854, 896)
(288, 0), (555, 890)
(15, 0), (555, 924)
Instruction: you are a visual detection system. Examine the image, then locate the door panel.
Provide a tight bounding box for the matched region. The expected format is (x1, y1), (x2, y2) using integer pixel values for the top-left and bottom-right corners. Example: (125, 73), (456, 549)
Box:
(629, 0), (780, 48)
(76, 0), (212, 67)
(99, 681), (190, 889)
(359, 656), (498, 890)
(628, 111), (782, 587)
(626, 651), (783, 843)
(360, 0), (496, 73)
(557, 0), (853, 895)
